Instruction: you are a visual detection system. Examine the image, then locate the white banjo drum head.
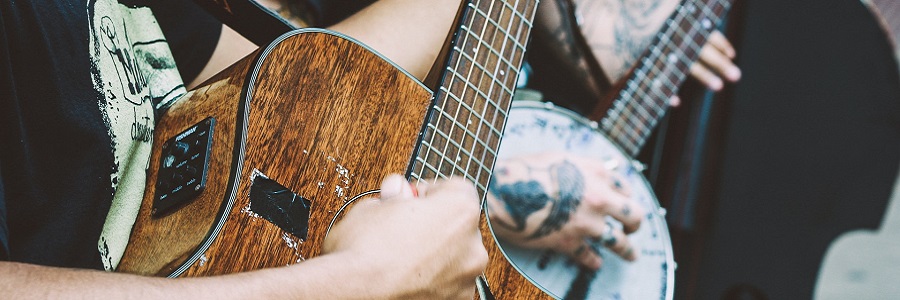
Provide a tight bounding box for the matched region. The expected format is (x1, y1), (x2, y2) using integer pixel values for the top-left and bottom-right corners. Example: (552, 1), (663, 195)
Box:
(488, 101), (675, 299)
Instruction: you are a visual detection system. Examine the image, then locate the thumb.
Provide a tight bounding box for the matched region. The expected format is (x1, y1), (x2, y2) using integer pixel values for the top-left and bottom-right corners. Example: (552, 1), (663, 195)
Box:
(380, 174), (413, 200)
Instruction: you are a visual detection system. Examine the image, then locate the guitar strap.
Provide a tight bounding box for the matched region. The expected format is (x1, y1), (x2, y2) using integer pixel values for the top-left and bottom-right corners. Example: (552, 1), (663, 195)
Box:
(191, 0), (298, 46)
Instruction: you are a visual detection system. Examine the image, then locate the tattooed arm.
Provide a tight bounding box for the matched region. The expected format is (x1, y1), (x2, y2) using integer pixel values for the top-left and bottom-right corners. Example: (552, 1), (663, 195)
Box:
(487, 153), (644, 270)
(534, 0), (741, 100)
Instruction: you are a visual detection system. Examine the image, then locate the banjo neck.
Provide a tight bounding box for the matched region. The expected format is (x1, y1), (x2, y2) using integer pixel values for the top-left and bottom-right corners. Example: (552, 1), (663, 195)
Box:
(598, 0), (735, 157)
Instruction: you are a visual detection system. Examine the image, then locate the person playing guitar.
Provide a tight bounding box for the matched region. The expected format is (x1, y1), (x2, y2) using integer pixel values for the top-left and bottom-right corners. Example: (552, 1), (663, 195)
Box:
(488, 0), (741, 272)
(0, 0), (488, 298)
(1, 0), (738, 299)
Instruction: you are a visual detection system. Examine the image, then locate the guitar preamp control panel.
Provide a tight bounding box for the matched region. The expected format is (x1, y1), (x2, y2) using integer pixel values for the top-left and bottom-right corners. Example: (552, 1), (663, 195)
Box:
(152, 117), (215, 217)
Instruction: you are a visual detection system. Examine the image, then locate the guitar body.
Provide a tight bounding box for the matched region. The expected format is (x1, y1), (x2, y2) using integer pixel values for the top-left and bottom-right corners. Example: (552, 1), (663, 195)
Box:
(117, 29), (432, 276)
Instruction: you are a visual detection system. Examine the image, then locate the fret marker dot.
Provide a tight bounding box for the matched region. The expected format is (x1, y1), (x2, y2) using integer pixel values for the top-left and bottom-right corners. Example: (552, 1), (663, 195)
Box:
(667, 53), (678, 64)
(652, 79), (662, 89)
(499, 69), (505, 76)
(687, 4), (696, 13)
(702, 19), (713, 29)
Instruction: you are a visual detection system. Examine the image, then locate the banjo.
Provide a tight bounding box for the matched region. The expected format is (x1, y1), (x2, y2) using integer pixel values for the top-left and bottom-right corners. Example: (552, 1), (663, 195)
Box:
(488, 0), (734, 298)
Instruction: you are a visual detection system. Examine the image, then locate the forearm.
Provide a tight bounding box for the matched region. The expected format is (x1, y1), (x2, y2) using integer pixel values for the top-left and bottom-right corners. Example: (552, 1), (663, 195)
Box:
(0, 254), (384, 299)
(327, 0), (464, 80)
(574, 0), (680, 82)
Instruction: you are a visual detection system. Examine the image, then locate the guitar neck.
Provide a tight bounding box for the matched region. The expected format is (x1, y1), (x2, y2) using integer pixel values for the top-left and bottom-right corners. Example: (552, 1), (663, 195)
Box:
(600, 0), (734, 157)
(409, 0), (539, 197)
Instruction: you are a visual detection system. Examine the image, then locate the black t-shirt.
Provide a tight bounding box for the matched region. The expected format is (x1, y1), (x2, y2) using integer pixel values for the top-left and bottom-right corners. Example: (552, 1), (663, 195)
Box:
(0, 0), (218, 270)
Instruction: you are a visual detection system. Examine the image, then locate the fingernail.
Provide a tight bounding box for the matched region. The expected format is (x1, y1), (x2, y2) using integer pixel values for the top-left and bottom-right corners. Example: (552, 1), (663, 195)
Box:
(625, 247), (638, 261)
(381, 174), (408, 199)
(710, 78), (723, 91)
(592, 257), (603, 270)
(728, 67), (742, 81)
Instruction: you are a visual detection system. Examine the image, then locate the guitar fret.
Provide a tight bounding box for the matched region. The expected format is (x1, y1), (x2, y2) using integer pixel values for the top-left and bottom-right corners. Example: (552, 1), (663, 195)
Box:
(608, 106), (652, 143)
(610, 106), (651, 143)
(603, 114), (642, 150)
(631, 62), (672, 111)
(453, 32), (520, 95)
(439, 69), (504, 143)
(429, 6), (486, 180)
(413, 0), (537, 194)
(428, 120), (496, 162)
(444, 55), (514, 108)
(453, 35), (518, 88)
(647, 45), (685, 95)
(438, 91), (501, 156)
(439, 55), (511, 144)
(624, 72), (663, 117)
(470, 5), (529, 57)
(413, 152), (490, 194)
(427, 121), (499, 160)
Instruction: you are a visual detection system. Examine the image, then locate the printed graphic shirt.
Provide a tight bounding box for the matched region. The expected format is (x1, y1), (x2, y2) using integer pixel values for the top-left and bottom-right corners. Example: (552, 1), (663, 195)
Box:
(0, 0), (216, 270)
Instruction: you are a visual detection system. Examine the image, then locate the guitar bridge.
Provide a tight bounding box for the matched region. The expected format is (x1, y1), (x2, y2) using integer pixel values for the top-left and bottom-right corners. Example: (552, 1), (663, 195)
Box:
(152, 117), (215, 217)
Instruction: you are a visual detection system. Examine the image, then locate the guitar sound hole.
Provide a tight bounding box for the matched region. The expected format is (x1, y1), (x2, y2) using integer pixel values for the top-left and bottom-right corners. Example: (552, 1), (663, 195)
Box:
(325, 190), (380, 238)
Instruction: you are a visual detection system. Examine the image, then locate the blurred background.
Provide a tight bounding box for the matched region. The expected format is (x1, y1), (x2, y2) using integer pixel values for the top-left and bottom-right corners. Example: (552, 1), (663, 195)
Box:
(636, 0), (900, 299)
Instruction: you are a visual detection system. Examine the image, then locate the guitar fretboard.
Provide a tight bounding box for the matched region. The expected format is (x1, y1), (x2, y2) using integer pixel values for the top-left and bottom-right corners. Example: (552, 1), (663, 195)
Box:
(600, 0), (734, 156)
(410, 0), (539, 197)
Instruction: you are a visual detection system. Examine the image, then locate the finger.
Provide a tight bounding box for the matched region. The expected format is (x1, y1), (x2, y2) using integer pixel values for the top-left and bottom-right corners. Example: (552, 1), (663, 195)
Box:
(380, 174), (413, 200)
(594, 224), (637, 261)
(323, 196), (380, 252)
(412, 179), (430, 197)
(423, 178), (482, 219)
(565, 240), (603, 270)
(697, 41), (742, 83)
(708, 31), (736, 59)
(609, 173), (632, 198)
(689, 63), (723, 91)
(592, 191), (643, 234)
(668, 95), (681, 107)
(582, 157), (632, 195)
(423, 178), (478, 200)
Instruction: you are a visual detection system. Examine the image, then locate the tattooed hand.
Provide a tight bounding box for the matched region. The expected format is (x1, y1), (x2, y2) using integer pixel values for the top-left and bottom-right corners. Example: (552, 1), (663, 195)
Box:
(486, 152), (644, 270)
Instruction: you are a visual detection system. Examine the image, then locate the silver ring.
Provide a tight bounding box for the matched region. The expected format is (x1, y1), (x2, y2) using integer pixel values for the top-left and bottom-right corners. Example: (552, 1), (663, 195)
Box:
(595, 221), (617, 247)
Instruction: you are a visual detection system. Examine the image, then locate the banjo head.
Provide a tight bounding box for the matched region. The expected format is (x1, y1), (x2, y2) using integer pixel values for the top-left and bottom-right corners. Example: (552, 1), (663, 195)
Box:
(489, 101), (675, 299)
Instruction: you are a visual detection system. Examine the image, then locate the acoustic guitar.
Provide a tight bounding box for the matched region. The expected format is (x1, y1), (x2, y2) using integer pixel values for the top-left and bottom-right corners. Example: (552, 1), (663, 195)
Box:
(491, 0), (734, 298)
(116, 0), (548, 298)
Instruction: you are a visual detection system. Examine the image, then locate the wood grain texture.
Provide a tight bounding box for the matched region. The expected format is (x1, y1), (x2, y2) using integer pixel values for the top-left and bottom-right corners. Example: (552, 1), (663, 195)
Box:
(117, 51), (256, 276)
(180, 30), (431, 276)
(481, 215), (553, 299)
(118, 30), (432, 276)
